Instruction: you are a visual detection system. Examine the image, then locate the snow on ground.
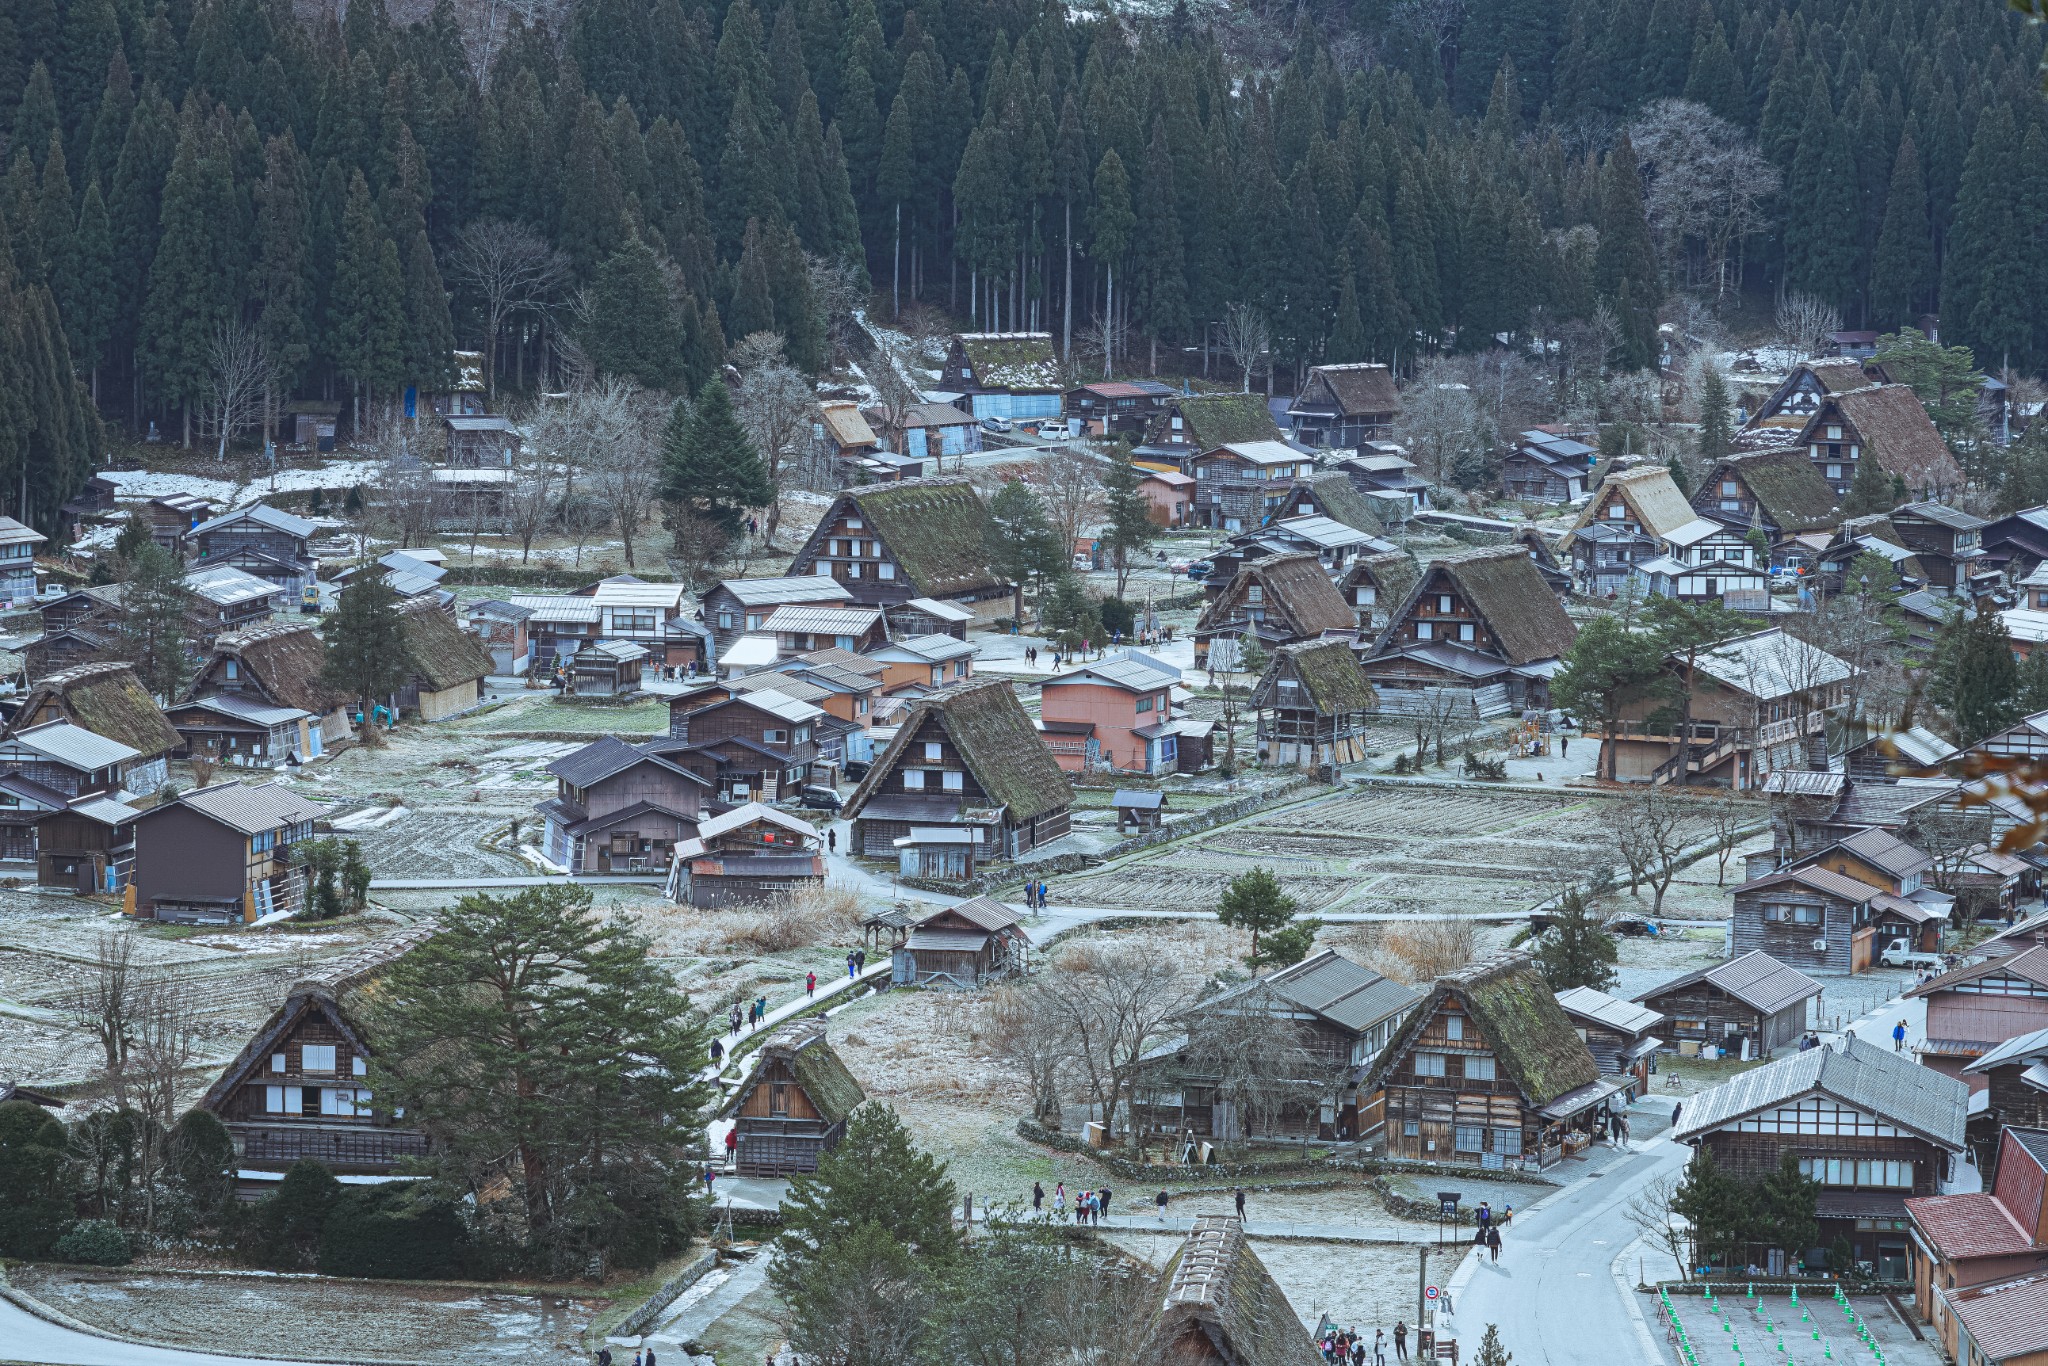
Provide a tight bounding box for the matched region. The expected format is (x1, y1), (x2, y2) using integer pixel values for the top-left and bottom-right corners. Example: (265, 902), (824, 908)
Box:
(99, 468), (239, 503)
(98, 458), (385, 510)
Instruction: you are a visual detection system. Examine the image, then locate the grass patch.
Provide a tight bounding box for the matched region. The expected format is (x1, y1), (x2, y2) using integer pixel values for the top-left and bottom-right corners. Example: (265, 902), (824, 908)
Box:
(462, 698), (672, 735)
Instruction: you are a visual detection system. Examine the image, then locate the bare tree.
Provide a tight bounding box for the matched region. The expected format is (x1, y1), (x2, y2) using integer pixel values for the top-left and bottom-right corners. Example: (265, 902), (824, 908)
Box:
(1614, 787), (1693, 914)
(447, 219), (570, 403)
(1181, 987), (1349, 1140)
(666, 504), (735, 586)
(1625, 1173), (1695, 1281)
(69, 931), (140, 1088)
(1775, 292), (1842, 362)
(1033, 938), (1191, 1146)
(126, 970), (199, 1231)
(502, 404), (563, 565)
(1038, 451), (1105, 558)
(1395, 369), (1490, 488)
(359, 414), (448, 549)
(1707, 798), (1755, 886)
(1220, 303), (1270, 394)
(730, 332), (819, 547)
(1075, 310), (1133, 384)
(984, 982), (1074, 1127)
(206, 321), (274, 462)
(1907, 805), (1997, 912)
(1384, 919), (1478, 983)
(577, 378), (665, 569)
(1629, 100), (1780, 296)
(807, 253), (869, 364)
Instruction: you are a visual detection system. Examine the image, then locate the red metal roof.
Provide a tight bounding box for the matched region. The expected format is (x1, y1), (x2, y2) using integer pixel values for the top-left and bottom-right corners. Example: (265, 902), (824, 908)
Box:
(1906, 1193), (2037, 1260)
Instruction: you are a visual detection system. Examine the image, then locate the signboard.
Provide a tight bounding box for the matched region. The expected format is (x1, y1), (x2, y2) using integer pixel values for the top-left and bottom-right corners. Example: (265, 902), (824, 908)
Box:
(1435, 1343), (1459, 1362)
(1424, 1286), (1440, 1301)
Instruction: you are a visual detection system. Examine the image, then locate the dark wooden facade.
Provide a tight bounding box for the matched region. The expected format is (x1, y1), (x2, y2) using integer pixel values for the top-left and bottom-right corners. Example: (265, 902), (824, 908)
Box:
(667, 693), (824, 803)
(717, 1019), (866, 1177)
(845, 697), (1072, 863)
(670, 803), (824, 908)
(895, 896), (1026, 989)
(1633, 952), (1820, 1059)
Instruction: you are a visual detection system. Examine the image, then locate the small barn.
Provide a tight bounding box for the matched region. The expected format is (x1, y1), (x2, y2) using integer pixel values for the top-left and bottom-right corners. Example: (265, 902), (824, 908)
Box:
(1633, 950), (1822, 1059)
(394, 599), (495, 720)
(1554, 985), (1665, 1096)
(667, 803), (825, 908)
(571, 640), (647, 697)
(1142, 1217), (1321, 1366)
(1252, 639), (1378, 770)
(895, 895), (1029, 989)
(1114, 789), (1165, 832)
(718, 1018), (866, 1177)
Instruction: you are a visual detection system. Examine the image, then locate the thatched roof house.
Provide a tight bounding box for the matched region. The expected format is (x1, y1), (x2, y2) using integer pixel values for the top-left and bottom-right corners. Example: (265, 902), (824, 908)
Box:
(1194, 553), (1356, 667)
(1337, 551), (1420, 631)
(1145, 1217), (1321, 1366)
(1696, 446), (1842, 537)
(716, 1018), (867, 1177)
(787, 478), (1016, 618)
(1360, 547), (1576, 713)
(842, 679), (1072, 864)
(1821, 384), (1964, 497)
(7, 661), (180, 764)
(1269, 472), (1385, 536)
(1252, 639), (1377, 715)
(190, 621), (353, 747)
(395, 600), (494, 721)
(1560, 464), (1698, 552)
(1144, 393), (1284, 450)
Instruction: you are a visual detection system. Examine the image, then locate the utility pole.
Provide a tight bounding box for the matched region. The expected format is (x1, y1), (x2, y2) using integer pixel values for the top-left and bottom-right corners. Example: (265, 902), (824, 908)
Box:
(1417, 1245), (1428, 1336)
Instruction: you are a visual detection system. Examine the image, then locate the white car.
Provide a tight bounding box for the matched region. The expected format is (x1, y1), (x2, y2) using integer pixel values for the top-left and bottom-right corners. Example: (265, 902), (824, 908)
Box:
(980, 415), (1012, 433)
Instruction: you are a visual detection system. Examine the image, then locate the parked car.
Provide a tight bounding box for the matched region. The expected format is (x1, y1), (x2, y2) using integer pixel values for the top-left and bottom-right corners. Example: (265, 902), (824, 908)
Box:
(1037, 420), (1071, 439)
(1879, 937), (1944, 970)
(798, 786), (844, 812)
(980, 415), (1012, 433)
(841, 759), (871, 780)
(1185, 560), (1214, 581)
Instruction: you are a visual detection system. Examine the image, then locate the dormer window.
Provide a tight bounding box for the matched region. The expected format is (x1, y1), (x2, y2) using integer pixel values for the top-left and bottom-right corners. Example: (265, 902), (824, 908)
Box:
(1246, 585), (1263, 604)
(1826, 425), (1843, 440)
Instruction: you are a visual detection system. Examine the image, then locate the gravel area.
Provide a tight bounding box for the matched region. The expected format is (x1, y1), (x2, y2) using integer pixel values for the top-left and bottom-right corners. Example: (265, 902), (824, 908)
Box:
(12, 1268), (605, 1365)
(1661, 1288), (1944, 1366)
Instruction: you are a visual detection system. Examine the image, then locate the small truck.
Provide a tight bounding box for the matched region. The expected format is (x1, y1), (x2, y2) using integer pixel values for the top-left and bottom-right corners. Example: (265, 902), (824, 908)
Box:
(1879, 937), (1945, 971)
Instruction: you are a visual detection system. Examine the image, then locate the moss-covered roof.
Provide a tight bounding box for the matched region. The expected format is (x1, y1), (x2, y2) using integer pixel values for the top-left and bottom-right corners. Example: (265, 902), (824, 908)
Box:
(8, 661), (181, 758)
(718, 1019), (868, 1124)
(842, 679), (1072, 823)
(1707, 447), (1842, 533)
(815, 478), (1009, 599)
(1368, 953), (1599, 1108)
(1253, 639), (1377, 714)
(1149, 1217), (1321, 1366)
(1344, 551), (1420, 608)
(1289, 473), (1385, 535)
(957, 333), (1061, 391)
(1151, 393), (1284, 449)
(198, 620), (351, 717)
(397, 599), (495, 691)
(1197, 553), (1356, 640)
(1368, 547), (1575, 667)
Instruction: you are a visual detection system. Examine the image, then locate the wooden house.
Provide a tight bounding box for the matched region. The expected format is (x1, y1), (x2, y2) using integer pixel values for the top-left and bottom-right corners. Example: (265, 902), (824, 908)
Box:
(1367, 953), (1613, 1168)
(57, 473), (121, 541)
(393, 598), (494, 720)
(1192, 553), (1355, 669)
(1731, 865), (1935, 974)
(1187, 440), (1318, 532)
(1632, 950), (1822, 1059)
(1357, 546), (1577, 716)
(1890, 501), (1990, 596)
(7, 662), (181, 793)
(1251, 639), (1377, 770)
(1136, 468), (1195, 527)
(27, 584), (125, 678)
(1218, 514), (1388, 578)
(786, 478), (1017, 621)
(197, 923), (438, 1194)
(1963, 1033), (2048, 1164)
(1783, 826), (1949, 953)
(143, 493), (219, 554)
(1553, 986), (1664, 1096)
(942, 333), (1062, 421)
(1978, 507), (2048, 583)
(1672, 1033), (1966, 1278)
(1560, 465), (1699, 594)
(570, 640), (647, 696)
(1064, 379), (1174, 437)
(1113, 788), (1165, 832)
(895, 895), (1028, 989)
(537, 735), (713, 874)
(186, 504), (319, 596)
(665, 689), (825, 803)
(0, 516), (45, 606)
(442, 414), (517, 467)
(1693, 446), (1844, 553)
(1790, 384), (1964, 499)
(864, 633), (978, 694)
(1599, 628), (1852, 789)
(814, 400), (881, 467)
(0, 721), (144, 890)
(717, 1019), (866, 1177)
(883, 595), (975, 642)
(1141, 392), (1284, 454)
(842, 679), (1071, 866)
(1131, 949), (1422, 1144)
(1636, 517), (1769, 605)
(700, 575), (856, 661)
(759, 604), (887, 656)
(1743, 359), (1883, 431)
(1500, 430), (1596, 504)
(1909, 948), (2048, 1094)
(189, 621), (353, 751)
(464, 599), (533, 676)
(755, 654), (885, 732)
(1268, 472), (1387, 537)
(1286, 363), (1400, 448)
(1907, 1128), (2048, 1365)
(1333, 447), (1432, 514)
(281, 398), (341, 450)
(1141, 1218), (1321, 1366)
(1036, 649), (1183, 775)
(181, 565), (286, 645)
(127, 780), (331, 923)
(164, 694), (317, 771)
(667, 802), (823, 908)
(1337, 552), (1421, 633)
(889, 401), (983, 466)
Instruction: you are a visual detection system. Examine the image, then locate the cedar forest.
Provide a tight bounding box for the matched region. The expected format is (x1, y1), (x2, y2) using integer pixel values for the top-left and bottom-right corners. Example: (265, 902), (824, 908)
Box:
(0, 0), (2045, 535)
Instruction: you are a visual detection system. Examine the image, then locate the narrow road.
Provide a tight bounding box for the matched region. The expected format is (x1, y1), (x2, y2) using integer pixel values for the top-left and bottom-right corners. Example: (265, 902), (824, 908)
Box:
(1445, 1137), (1688, 1364)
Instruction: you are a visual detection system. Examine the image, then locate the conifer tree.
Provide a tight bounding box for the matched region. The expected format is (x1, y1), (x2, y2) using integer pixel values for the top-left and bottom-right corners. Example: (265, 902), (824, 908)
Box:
(1682, 14), (1745, 125)
(1696, 368), (1732, 463)
(1952, 598), (2020, 744)
(659, 381), (772, 532)
(1088, 150), (1133, 377)
(139, 111), (239, 445)
(1841, 447), (1892, 518)
(1534, 889), (1619, 990)
(1594, 136), (1658, 369)
(115, 543), (193, 702)
(1870, 134), (1932, 331)
(1130, 120), (1186, 373)
(248, 134), (310, 427)
(68, 179), (115, 394)
(327, 169), (406, 428)
(1100, 450), (1151, 599)
(321, 577), (411, 720)
(587, 234), (685, 391)
(36, 136), (75, 305)
(1783, 85), (1860, 309)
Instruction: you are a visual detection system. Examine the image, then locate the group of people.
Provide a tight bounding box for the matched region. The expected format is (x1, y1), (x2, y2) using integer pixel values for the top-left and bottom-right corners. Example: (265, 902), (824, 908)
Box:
(843, 948), (867, 978)
(1320, 1324), (1408, 1365)
(728, 994), (772, 1033)
(1032, 1180), (1114, 1224)
(1472, 1199), (1508, 1262)
(1022, 880), (1053, 909)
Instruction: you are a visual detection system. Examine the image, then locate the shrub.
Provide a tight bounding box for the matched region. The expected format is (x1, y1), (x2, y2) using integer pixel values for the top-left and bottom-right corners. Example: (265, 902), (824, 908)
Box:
(1099, 596), (1136, 638)
(53, 1219), (131, 1265)
(169, 1108), (237, 1223)
(319, 1187), (464, 1279)
(248, 1159), (341, 1269)
(0, 1098), (74, 1257)
(714, 881), (868, 953)
(1462, 753), (1508, 781)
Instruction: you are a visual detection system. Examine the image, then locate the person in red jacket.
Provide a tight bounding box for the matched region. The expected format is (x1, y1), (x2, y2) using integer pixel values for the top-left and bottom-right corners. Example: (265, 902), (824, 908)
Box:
(805, 970), (817, 997)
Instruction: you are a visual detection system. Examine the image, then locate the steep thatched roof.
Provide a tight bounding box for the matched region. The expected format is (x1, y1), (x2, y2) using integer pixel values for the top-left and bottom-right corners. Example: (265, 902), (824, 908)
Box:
(1153, 393), (1283, 449)
(1561, 464), (1695, 549)
(1148, 1217), (1321, 1366)
(1281, 473), (1384, 535)
(1253, 639), (1377, 714)
(1345, 551), (1419, 607)
(843, 679), (1071, 822)
(1825, 385), (1964, 494)
(1198, 553), (1355, 639)
(1369, 547), (1575, 667)
(1707, 446), (1842, 532)
(1306, 362), (1399, 416)
(7, 661), (181, 759)
(200, 620), (350, 718)
(716, 1018), (867, 1124)
(397, 599), (494, 690)
(811, 478), (1008, 598)
(957, 333), (1060, 390)
(1368, 953), (1599, 1108)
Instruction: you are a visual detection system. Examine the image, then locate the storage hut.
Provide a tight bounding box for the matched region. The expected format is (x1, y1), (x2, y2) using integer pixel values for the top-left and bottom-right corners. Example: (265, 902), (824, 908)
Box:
(394, 599), (495, 720)
(1252, 639), (1378, 770)
(667, 802), (825, 908)
(896, 895), (1028, 989)
(1632, 950), (1821, 1059)
(571, 640), (648, 697)
(718, 1018), (866, 1176)
(1113, 789), (1166, 832)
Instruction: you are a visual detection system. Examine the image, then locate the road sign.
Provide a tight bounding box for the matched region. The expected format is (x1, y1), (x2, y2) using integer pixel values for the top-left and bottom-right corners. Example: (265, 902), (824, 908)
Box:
(1425, 1286), (1440, 1301)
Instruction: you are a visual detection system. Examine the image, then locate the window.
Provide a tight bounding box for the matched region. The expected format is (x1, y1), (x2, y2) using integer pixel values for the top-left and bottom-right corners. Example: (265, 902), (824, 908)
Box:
(1137, 694), (1155, 713)
(1454, 1126), (1485, 1153)
(747, 613), (764, 630)
(271, 1053), (287, 1073)
(1607, 502), (1627, 518)
(1721, 481), (1738, 497)
(1445, 1016), (1463, 1041)
(878, 562), (895, 580)
(846, 563), (861, 578)
(1762, 902), (1821, 924)
(763, 728), (787, 744)
(301, 1044), (336, 1073)
(1437, 595), (1454, 613)
(1495, 1127), (1523, 1157)
(815, 562), (832, 576)
(611, 609), (655, 633)
(856, 698), (868, 714)
(931, 665), (944, 685)
(353, 1056), (367, 1077)
(226, 660), (239, 679)
(1413, 1052), (1447, 1077)
(925, 742), (944, 762)
(1458, 623), (1475, 643)
(1356, 586), (1376, 606)
(718, 611), (735, 629)
(1464, 1055), (1496, 1081)
(1247, 585), (1264, 604)
(1799, 1157), (1914, 1188)
(1826, 464), (1843, 480)
(954, 660), (969, 678)
(942, 770), (964, 792)
(846, 518), (862, 530)
(1676, 1018), (1706, 1033)
(795, 726), (810, 743)
(265, 1085), (300, 1113)
(1404, 1120), (1420, 1137)
(1827, 425), (1843, 440)
(1416, 622), (1433, 640)
(903, 769), (926, 790)
(770, 1083), (789, 1115)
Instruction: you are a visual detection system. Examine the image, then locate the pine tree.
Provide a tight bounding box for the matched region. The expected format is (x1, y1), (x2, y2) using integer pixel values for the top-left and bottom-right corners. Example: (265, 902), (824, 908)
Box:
(1534, 889), (1619, 990)
(771, 1103), (958, 1301)
(1783, 84), (1860, 310)
(115, 543), (193, 703)
(1755, 1150), (1820, 1259)
(1088, 150), (1133, 377)
(327, 169), (406, 423)
(1130, 121), (1187, 374)
(587, 234), (686, 391)
(660, 382), (772, 532)
(36, 135), (76, 306)
(1696, 368), (1732, 462)
(1841, 448), (1893, 517)
(985, 479), (1063, 593)
(1100, 451), (1152, 600)
(1473, 1325), (1512, 1366)
(321, 578), (412, 719)
(1942, 107), (2029, 374)
(2019, 647), (2048, 718)
(1682, 13), (1745, 126)
(139, 111), (240, 445)
(1595, 136), (1658, 370)
(248, 133), (311, 418)
(1870, 133), (1932, 331)
(1217, 866), (1315, 970)
(68, 179), (115, 395)
(1953, 598), (2020, 744)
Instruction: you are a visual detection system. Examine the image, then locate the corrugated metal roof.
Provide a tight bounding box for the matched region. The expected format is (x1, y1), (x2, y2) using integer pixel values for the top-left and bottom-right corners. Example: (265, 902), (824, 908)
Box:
(1694, 628), (1854, 700)
(172, 780), (330, 835)
(1672, 1033), (1966, 1148)
(1639, 949), (1822, 1016)
(924, 896), (1020, 933)
(882, 633), (978, 662)
(728, 674), (833, 705)
(733, 689), (827, 723)
(577, 640), (648, 662)
(1946, 1272), (2048, 1360)
(716, 576), (856, 607)
(1745, 864), (1887, 904)
(906, 928), (991, 951)
(760, 605), (883, 635)
(1555, 985), (1664, 1036)
(1836, 827), (1934, 878)
(183, 565), (284, 608)
(902, 596), (976, 622)
(68, 794), (142, 825)
(179, 692), (311, 726)
(592, 580), (688, 609)
(1761, 770), (1847, 797)
(1968, 1021), (2048, 1073)
(0, 516), (48, 547)
(9, 720), (139, 770)
(507, 594), (602, 623)
(1041, 651), (1180, 693)
(190, 503), (317, 540)
(1212, 439), (1307, 466)
(696, 801), (819, 842)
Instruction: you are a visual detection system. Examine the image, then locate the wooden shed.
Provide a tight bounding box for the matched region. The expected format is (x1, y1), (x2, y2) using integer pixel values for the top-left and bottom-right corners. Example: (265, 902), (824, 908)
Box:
(1252, 639), (1378, 770)
(1632, 950), (1822, 1060)
(394, 599), (495, 720)
(895, 895), (1028, 989)
(667, 802), (824, 908)
(570, 640), (647, 697)
(1113, 788), (1165, 832)
(717, 1018), (866, 1177)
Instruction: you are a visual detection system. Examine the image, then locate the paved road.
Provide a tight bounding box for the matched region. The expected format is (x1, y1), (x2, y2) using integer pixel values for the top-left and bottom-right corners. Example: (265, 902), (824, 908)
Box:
(0, 1290), (301, 1366)
(1445, 1135), (1689, 1365)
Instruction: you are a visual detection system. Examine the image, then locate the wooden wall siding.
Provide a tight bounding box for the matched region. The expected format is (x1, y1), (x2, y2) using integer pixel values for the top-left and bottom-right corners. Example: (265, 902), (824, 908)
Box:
(1731, 892), (1857, 973)
(227, 1014), (369, 1123)
(1985, 1068), (2048, 1139)
(1639, 984), (1808, 1056)
(1576, 1027), (1630, 1073)
(737, 1060), (825, 1122)
(1702, 1129), (1941, 1194)
(583, 764), (704, 822)
(1926, 985), (2048, 1053)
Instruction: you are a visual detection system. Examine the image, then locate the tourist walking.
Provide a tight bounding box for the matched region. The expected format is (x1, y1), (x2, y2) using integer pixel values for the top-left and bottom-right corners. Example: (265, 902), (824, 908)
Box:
(1893, 1018), (1908, 1050)
(1486, 1224), (1502, 1262)
(709, 1037), (724, 1067)
(1156, 1189), (1169, 1219)
(827, 828), (836, 853)
(1375, 1329), (1387, 1366)
(805, 971), (817, 998)
(1394, 1323), (1407, 1360)
(1234, 1188), (1246, 1219)
(1054, 1182), (1066, 1217)
(1098, 1186), (1112, 1219)
(1032, 1181), (1045, 1213)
